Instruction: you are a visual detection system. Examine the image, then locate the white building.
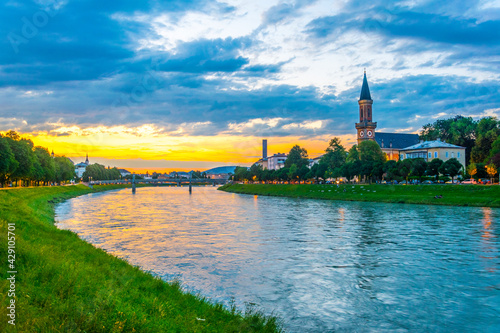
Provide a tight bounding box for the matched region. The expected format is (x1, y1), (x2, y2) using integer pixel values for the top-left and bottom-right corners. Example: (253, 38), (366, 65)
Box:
(75, 154), (90, 178)
(399, 139), (466, 166)
(267, 153), (287, 170)
(309, 156), (322, 168)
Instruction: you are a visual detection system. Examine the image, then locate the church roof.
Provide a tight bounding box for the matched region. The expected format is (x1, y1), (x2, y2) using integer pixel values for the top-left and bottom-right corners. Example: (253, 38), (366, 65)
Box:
(359, 72), (372, 100)
(375, 132), (420, 149)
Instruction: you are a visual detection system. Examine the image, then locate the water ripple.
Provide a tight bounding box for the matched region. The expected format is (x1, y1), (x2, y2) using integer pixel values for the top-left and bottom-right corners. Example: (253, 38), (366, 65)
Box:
(55, 187), (500, 332)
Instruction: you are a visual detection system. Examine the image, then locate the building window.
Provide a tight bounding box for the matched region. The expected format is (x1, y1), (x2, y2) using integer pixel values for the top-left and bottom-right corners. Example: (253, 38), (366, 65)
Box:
(434, 152), (438, 158)
(428, 152), (431, 159)
(406, 154), (409, 159)
(458, 152), (460, 158)
(400, 154), (404, 160)
(446, 152), (449, 158)
(451, 152), (454, 158)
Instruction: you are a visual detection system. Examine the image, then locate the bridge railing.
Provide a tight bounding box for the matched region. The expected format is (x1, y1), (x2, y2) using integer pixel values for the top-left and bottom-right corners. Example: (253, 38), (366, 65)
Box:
(88, 178), (227, 185)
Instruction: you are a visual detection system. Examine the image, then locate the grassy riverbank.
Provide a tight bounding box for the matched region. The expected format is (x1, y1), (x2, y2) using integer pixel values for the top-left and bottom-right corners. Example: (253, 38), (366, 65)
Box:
(219, 183), (500, 208)
(0, 185), (281, 332)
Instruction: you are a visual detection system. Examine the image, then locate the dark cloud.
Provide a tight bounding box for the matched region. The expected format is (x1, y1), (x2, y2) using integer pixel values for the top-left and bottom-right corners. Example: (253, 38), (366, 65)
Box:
(0, 0), (499, 141)
(307, 9), (500, 44)
(157, 37), (252, 73)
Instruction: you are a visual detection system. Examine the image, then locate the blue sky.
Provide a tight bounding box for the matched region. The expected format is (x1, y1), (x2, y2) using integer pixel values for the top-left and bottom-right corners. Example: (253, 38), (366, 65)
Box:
(1, 0), (499, 169)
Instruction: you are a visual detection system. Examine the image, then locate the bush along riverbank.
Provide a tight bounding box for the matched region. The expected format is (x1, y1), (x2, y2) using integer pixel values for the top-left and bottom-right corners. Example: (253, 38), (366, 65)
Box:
(219, 183), (500, 208)
(0, 185), (281, 332)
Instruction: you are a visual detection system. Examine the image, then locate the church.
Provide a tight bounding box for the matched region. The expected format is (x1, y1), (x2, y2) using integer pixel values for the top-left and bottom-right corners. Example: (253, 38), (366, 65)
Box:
(75, 154), (90, 178)
(355, 71), (419, 160)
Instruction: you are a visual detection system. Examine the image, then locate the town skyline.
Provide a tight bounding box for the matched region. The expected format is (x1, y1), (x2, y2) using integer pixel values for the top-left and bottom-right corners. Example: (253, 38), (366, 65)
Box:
(1, 1), (499, 171)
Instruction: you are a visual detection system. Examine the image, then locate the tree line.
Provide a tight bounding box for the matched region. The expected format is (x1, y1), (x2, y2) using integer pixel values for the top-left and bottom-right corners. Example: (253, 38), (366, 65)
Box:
(420, 115), (500, 167)
(233, 139), (472, 183)
(233, 115), (500, 184)
(0, 131), (75, 187)
(82, 164), (121, 182)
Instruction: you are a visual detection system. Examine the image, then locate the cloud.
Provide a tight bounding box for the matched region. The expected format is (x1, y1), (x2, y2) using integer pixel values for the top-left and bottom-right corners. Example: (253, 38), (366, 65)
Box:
(0, 0), (499, 157)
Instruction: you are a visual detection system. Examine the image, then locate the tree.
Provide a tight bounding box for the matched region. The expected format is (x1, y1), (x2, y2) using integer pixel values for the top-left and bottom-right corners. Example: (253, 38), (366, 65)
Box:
(54, 157), (76, 183)
(297, 165), (310, 182)
(277, 167), (289, 182)
(398, 159), (413, 183)
(233, 166), (249, 181)
(411, 158), (427, 182)
(342, 160), (362, 183)
(487, 136), (500, 169)
(467, 163), (477, 179)
(5, 136), (34, 186)
(346, 144), (359, 162)
(0, 136), (18, 186)
(427, 158), (443, 180)
(250, 164), (264, 181)
(342, 162), (355, 183)
(372, 161), (385, 182)
(471, 117), (500, 163)
(34, 147), (56, 185)
(306, 164), (319, 182)
(285, 145), (309, 169)
(358, 140), (386, 163)
(439, 158), (462, 182)
(486, 163), (497, 182)
(420, 115), (477, 165)
(383, 160), (398, 181)
(358, 141), (386, 183)
(321, 137), (347, 171)
(287, 164), (298, 182)
(316, 162), (328, 181)
(4, 130), (21, 140)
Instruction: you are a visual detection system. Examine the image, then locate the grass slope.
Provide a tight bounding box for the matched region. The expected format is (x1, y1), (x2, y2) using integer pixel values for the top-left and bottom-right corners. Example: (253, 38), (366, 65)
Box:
(219, 183), (500, 208)
(0, 185), (281, 332)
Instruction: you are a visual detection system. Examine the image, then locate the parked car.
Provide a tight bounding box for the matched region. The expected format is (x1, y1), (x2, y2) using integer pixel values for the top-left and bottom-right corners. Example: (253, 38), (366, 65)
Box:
(445, 180), (460, 184)
(422, 180), (434, 184)
(480, 179), (491, 185)
(460, 179), (477, 184)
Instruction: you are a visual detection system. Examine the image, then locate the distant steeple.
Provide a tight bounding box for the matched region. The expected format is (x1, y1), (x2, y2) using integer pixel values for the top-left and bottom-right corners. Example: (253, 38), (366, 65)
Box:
(359, 70), (372, 101)
(51, 150), (55, 158)
(85, 153), (89, 165)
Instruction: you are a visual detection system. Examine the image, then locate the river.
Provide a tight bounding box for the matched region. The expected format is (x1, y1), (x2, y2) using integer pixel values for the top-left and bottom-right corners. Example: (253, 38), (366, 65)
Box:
(55, 186), (500, 332)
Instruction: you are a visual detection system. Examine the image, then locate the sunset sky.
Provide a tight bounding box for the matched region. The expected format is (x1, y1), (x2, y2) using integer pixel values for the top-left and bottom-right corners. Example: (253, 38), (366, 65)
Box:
(1, 0), (499, 172)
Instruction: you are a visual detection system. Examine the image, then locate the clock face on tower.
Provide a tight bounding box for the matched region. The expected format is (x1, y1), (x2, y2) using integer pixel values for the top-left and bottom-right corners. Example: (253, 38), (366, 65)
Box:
(359, 130), (365, 137)
(367, 130), (373, 137)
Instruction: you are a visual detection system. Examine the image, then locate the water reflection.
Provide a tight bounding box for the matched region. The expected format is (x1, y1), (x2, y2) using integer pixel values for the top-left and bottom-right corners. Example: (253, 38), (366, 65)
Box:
(55, 187), (500, 332)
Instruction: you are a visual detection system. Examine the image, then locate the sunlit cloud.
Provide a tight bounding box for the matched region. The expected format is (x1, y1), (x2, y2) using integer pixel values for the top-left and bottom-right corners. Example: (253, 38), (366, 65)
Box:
(1, 0), (499, 169)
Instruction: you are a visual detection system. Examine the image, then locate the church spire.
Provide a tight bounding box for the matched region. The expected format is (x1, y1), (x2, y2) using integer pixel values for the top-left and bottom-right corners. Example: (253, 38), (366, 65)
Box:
(85, 153), (89, 165)
(359, 70), (372, 101)
(355, 70), (376, 144)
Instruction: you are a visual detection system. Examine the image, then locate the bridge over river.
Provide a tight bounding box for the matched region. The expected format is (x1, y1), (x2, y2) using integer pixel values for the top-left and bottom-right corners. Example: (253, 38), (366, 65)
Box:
(89, 178), (227, 193)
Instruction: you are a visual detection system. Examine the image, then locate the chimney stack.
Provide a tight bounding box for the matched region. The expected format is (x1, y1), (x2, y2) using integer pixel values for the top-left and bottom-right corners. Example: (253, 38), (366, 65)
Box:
(262, 139), (267, 159)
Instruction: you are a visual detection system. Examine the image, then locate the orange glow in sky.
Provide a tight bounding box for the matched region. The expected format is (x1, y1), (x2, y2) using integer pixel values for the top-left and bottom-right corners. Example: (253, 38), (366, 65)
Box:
(9, 126), (357, 173)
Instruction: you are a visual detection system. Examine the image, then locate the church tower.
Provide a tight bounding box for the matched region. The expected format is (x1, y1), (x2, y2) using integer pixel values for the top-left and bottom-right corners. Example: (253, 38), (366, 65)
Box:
(85, 153), (89, 165)
(355, 71), (377, 144)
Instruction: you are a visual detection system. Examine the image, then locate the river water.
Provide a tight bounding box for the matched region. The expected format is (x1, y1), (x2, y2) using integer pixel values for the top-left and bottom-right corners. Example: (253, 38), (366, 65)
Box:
(55, 186), (500, 332)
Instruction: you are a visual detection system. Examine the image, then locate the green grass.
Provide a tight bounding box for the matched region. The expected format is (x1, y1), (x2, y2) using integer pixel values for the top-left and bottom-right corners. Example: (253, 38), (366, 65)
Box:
(219, 183), (500, 207)
(0, 185), (281, 332)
